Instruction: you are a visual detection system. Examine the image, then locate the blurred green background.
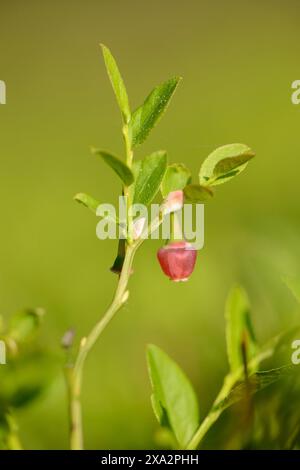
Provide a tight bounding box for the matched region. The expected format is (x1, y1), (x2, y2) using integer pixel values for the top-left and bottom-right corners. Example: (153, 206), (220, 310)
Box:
(1, 0), (300, 449)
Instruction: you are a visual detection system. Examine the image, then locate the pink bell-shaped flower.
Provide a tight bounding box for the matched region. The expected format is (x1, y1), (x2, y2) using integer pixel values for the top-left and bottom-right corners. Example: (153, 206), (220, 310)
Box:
(157, 241), (197, 282)
(162, 190), (184, 215)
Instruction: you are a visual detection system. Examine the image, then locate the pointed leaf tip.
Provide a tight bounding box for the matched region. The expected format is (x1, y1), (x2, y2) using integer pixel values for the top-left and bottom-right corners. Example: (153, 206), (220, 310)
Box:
(100, 44), (131, 123)
(74, 193), (100, 213)
(92, 149), (134, 186)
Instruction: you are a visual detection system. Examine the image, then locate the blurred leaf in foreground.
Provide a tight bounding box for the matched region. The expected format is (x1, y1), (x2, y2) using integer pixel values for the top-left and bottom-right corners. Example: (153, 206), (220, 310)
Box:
(0, 350), (59, 409)
(8, 308), (45, 344)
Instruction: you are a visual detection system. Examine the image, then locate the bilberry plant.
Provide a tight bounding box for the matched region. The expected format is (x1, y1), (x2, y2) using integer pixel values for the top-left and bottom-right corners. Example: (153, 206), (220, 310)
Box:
(69, 44), (257, 450)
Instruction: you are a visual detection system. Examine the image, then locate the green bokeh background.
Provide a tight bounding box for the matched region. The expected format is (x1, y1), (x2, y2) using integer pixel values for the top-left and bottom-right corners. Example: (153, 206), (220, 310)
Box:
(1, 0), (300, 449)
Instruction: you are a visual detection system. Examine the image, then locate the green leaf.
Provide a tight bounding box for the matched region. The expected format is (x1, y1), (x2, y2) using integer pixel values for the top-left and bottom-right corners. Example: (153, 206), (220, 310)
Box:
(100, 44), (130, 123)
(133, 151), (167, 206)
(225, 286), (258, 374)
(92, 149), (134, 186)
(199, 143), (255, 186)
(183, 184), (213, 203)
(213, 153), (254, 178)
(74, 193), (100, 214)
(8, 308), (44, 344)
(130, 77), (181, 148)
(161, 163), (191, 198)
(147, 344), (199, 448)
(153, 427), (177, 450)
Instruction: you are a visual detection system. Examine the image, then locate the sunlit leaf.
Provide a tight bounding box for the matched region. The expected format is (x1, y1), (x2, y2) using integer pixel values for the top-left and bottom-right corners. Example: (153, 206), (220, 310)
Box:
(199, 143), (255, 186)
(147, 344), (199, 448)
(100, 44), (130, 123)
(133, 151), (167, 206)
(74, 193), (100, 214)
(130, 77), (181, 147)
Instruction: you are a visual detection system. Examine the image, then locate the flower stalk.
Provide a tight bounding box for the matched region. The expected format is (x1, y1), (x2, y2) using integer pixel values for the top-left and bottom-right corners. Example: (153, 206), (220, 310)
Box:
(66, 242), (136, 450)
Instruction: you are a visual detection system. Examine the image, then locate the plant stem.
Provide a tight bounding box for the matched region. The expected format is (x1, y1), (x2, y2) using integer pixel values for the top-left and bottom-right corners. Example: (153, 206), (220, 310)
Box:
(66, 209), (166, 450)
(65, 365), (83, 450)
(123, 123), (133, 168)
(123, 123), (133, 241)
(66, 118), (137, 450)
(186, 375), (235, 450)
(67, 243), (137, 450)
